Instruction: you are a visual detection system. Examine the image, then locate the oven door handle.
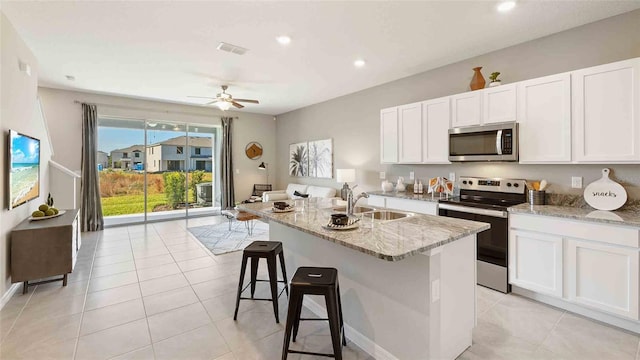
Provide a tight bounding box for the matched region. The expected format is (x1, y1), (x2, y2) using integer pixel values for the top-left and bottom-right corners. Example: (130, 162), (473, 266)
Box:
(496, 129), (503, 155)
(439, 203), (508, 218)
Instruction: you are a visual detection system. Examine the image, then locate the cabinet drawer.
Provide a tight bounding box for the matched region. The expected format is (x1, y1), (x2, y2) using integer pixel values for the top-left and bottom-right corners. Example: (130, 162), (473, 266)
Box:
(367, 195), (386, 208)
(385, 198), (438, 215)
(510, 214), (639, 248)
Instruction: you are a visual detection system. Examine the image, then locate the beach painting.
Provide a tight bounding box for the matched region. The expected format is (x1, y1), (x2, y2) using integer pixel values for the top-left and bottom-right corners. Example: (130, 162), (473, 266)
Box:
(9, 130), (40, 209)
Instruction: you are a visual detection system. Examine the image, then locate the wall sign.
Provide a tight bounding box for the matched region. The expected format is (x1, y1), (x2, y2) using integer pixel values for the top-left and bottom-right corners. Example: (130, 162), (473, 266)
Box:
(583, 168), (627, 211)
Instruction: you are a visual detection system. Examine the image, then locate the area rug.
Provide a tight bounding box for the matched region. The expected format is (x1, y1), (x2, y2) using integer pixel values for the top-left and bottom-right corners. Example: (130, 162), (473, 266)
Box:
(188, 220), (269, 255)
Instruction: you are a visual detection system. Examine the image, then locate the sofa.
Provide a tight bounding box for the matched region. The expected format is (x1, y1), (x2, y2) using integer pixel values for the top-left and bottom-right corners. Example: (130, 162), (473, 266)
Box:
(262, 183), (337, 202)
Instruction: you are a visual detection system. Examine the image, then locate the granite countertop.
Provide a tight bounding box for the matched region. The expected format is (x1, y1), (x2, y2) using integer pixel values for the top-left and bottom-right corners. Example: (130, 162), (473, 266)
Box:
(237, 199), (489, 262)
(368, 190), (442, 203)
(508, 202), (640, 228)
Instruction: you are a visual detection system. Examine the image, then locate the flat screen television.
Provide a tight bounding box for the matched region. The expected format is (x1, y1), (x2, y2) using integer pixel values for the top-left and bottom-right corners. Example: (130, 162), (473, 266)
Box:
(8, 130), (40, 210)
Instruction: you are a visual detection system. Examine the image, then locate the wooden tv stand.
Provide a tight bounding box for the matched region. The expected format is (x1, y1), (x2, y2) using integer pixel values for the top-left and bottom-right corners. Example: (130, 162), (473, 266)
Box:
(11, 209), (81, 294)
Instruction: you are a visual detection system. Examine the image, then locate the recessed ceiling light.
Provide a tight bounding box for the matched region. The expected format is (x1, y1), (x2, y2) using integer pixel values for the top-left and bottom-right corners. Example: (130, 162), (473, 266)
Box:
(276, 35), (291, 45)
(497, 1), (516, 12)
(354, 59), (366, 68)
(65, 75), (75, 81)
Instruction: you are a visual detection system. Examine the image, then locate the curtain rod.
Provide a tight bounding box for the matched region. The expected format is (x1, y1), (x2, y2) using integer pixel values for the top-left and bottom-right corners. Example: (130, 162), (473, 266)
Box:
(73, 100), (238, 119)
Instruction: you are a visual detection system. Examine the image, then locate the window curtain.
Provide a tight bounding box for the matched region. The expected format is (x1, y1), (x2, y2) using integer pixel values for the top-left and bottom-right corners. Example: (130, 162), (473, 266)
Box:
(80, 103), (104, 231)
(221, 117), (235, 209)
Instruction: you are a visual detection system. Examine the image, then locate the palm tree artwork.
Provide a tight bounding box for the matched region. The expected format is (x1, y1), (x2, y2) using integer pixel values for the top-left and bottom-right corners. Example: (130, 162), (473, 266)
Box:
(308, 139), (333, 178)
(289, 143), (308, 176)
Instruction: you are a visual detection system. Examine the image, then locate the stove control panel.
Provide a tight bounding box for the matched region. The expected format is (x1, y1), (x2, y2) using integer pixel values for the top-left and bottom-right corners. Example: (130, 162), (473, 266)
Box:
(458, 177), (526, 194)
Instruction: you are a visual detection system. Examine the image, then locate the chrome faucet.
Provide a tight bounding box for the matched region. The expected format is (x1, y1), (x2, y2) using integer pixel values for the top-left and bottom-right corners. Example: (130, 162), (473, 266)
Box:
(347, 186), (369, 216)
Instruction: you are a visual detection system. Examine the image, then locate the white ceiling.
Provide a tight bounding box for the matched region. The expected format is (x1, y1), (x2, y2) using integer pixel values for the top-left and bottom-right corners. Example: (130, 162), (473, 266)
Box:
(3, 1), (640, 115)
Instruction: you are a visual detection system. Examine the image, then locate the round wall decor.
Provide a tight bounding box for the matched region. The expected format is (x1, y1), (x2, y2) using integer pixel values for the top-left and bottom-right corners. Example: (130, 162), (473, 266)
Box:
(245, 142), (263, 160)
(583, 168), (627, 211)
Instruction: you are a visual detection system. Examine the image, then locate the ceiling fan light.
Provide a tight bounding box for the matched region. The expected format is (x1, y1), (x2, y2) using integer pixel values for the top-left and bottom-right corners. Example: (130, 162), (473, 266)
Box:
(217, 101), (231, 111)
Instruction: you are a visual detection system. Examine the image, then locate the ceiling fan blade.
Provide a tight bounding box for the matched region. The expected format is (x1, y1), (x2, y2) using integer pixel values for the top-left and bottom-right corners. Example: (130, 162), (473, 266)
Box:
(231, 101), (244, 109)
(233, 99), (259, 104)
(205, 100), (220, 105)
(188, 95), (217, 99)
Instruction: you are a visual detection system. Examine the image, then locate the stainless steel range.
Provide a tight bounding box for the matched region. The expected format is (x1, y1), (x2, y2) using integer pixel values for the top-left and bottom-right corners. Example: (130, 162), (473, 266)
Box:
(438, 176), (527, 293)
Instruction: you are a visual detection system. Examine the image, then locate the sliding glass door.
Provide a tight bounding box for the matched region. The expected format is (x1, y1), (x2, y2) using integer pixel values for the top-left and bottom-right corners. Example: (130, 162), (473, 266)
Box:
(98, 117), (219, 226)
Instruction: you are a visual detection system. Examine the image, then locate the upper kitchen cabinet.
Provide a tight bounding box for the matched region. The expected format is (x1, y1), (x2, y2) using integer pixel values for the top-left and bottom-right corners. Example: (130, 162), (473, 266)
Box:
(517, 73), (572, 163)
(422, 97), (451, 163)
(483, 84), (517, 124)
(572, 58), (640, 163)
(380, 107), (399, 163)
(398, 102), (423, 163)
(451, 91), (482, 128)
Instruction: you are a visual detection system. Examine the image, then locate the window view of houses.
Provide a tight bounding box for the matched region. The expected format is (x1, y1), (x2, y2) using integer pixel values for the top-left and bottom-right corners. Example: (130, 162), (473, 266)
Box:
(97, 123), (216, 221)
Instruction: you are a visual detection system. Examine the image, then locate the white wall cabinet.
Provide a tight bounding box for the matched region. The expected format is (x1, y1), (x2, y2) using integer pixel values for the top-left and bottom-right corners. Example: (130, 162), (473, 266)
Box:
(510, 213), (640, 322)
(422, 97), (451, 163)
(566, 239), (639, 320)
(380, 107), (399, 163)
(517, 73), (572, 163)
(572, 58), (640, 163)
(483, 84), (517, 124)
(451, 92), (482, 128)
(398, 103), (423, 163)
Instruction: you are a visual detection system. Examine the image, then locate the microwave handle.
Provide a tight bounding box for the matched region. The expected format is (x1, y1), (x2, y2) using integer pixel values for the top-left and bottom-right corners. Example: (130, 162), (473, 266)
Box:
(496, 130), (503, 155)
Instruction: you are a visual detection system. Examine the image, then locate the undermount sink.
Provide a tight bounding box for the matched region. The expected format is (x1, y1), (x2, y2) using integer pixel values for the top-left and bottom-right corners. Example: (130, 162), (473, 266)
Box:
(368, 210), (415, 221)
(331, 206), (376, 214)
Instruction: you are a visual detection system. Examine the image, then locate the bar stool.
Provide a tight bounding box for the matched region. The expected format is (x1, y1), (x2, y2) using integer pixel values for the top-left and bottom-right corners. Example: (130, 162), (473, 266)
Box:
(233, 241), (289, 323)
(282, 267), (346, 360)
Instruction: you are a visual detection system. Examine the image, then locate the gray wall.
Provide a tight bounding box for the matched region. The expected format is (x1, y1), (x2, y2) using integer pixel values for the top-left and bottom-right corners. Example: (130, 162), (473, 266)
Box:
(1, 14), (53, 298)
(276, 10), (640, 199)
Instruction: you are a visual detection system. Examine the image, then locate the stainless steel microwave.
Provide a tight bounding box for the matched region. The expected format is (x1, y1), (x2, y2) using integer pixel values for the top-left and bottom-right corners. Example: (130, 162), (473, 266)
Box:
(448, 122), (518, 162)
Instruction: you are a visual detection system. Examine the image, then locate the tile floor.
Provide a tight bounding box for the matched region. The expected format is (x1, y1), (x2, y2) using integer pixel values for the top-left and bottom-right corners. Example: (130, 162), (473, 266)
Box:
(0, 216), (638, 360)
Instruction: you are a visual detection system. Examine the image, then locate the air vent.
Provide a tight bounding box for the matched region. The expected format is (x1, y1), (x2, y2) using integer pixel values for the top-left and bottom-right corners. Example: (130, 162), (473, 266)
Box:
(216, 42), (248, 55)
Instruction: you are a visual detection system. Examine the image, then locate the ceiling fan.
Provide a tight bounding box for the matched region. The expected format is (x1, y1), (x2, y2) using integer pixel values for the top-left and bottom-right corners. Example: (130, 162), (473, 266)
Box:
(188, 85), (259, 111)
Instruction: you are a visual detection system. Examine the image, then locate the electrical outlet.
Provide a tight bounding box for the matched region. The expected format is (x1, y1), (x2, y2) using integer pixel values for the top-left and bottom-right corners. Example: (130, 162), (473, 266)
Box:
(409, 171), (415, 180)
(449, 172), (456, 182)
(572, 176), (583, 189)
(431, 279), (440, 303)
(235, 169), (240, 175)
(379, 172), (386, 180)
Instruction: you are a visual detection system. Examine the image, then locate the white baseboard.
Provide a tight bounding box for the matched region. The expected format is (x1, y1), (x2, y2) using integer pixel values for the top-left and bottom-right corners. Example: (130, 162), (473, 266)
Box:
(0, 283), (21, 311)
(302, 297), (398, 360)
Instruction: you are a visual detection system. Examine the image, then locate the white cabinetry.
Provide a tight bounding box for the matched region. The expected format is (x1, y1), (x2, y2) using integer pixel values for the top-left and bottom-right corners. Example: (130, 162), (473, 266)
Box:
(509, 230), (563, 297)
(367, 195), (386, 208)
(385, 197), (438, 215)
(517, 73), (572, 163)
(483, 84), (517, 124)
(380, 107), (399, 163)
(509, 213), (640, 322)
(422, 97), (451, 163)
(566, 239), (639, 320)
(398, 103), (423, 163)
(451, 92), (482, 128)
(572, 58), (640, 163)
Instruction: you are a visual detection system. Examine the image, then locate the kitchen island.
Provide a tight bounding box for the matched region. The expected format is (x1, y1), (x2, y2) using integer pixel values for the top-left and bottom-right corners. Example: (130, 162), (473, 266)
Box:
(237, 199), (489, 360)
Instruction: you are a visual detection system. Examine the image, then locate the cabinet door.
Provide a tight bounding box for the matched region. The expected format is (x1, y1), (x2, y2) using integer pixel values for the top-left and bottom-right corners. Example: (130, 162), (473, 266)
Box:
(422, 97), (451, 163)
(573, 58), (640, 163)
(518, 73), (572, 163)
(509, 230), (563, 297)
(385, 197), (438, 215)
(380, 107), (399, 163)
(451, 92), (482, 128)
(566, 239), (639, 320)
(483, 84), (517, 124)
(366, 195), (386, 208)
(398, 103), (423, 163)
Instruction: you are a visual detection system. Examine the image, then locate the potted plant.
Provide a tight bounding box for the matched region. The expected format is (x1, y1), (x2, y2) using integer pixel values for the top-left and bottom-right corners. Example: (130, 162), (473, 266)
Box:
(489, 72), (502, 87)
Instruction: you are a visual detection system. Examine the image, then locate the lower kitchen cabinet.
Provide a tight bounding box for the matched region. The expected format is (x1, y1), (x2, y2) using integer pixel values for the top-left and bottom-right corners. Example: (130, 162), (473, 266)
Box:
(386, 197), (438, 215)
(509, 213), (640, 321)
(509, 230), (563, 297)
(566, 238), (639, 320)
(367, 195), (386, 208)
